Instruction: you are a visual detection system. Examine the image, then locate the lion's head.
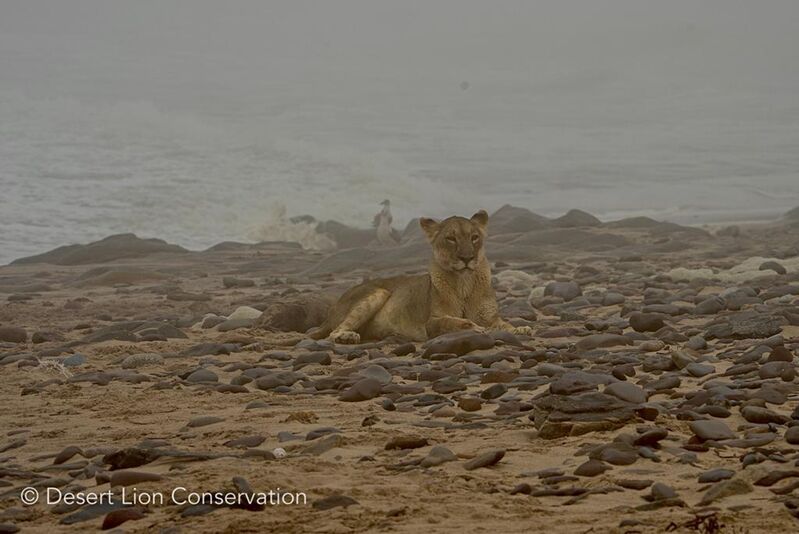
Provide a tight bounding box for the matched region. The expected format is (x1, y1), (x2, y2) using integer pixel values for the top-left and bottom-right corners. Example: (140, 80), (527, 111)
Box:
(419, 210), (488, 272)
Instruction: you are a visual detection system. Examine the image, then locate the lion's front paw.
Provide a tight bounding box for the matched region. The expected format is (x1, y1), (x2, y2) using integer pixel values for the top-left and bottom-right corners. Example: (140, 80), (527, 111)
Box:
(512, 326), (534, 337)
(330, 329), (361, 344)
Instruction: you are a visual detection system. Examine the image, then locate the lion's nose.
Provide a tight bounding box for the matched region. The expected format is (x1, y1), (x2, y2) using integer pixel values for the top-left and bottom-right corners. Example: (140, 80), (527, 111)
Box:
(458, 255), (474, 263)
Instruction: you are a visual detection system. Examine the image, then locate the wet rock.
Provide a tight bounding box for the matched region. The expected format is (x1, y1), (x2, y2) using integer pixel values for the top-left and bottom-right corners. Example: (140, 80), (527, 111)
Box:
(464, 449), (505, 470)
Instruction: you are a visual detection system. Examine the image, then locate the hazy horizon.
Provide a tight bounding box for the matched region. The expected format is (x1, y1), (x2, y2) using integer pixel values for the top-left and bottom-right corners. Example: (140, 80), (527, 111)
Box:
(2, 0), (799, 263)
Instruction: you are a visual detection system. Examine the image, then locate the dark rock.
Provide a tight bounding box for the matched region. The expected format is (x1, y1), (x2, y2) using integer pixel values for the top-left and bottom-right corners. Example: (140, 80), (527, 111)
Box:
(698, 469), (735, 484)
(604, 382), (647, 404)
(574, 459), (610, 477)
(13, 233), (187, 266)
(629, 312), (665, 332)
(385, 436), (429, 450)
(312, 495), (359, 511)
(186, 369), (218, 383)
(339, 378), (382, 402)
(759, 261), (787, 275)
(0, 326), (27, 343)
(422, 331), (495, 358)
(589, 442), (638, 465)
(101, 507), (145, 529)
(706, 311), (783, 340)
(464, 449), (505, 470)
(575, 333), (633, 351)
(545, 281), (582, 302)
(689, 420), (735, 441)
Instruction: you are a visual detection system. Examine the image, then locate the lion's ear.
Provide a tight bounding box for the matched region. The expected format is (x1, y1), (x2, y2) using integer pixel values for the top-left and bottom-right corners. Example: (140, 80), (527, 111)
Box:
(419, 217), (440, 241)
(470, 210), (488, 228)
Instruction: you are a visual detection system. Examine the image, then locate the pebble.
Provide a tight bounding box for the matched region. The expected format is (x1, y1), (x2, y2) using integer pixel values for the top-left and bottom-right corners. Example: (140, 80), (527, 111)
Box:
(185, 416), (224, 428)
(186, 369), (218, 383)
(464, 449), (505, 470)
(312, 495), (359, 511)
(385, 436), (429, 450)
(698, 469), (735, 484)
(628, 312), (664, 332)
(574, 459), (609, 477)
(420, 446), (457, 467)
(689, 420), (736, 441)
(604, 382), (647, 404)
(121, 353), (164, 369)
(0, 326), (27, 343)
(339, 378), (382, 402)
(422, 331), (495, 357)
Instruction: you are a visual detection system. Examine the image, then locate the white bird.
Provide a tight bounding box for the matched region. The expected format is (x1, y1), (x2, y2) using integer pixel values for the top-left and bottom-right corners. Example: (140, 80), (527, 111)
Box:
(373, 199), (400, 246)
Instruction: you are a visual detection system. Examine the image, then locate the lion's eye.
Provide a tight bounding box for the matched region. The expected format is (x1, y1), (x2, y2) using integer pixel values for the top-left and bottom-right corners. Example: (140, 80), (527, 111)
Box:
(471, 234), (479, 242)
(446, 236), (456, 244)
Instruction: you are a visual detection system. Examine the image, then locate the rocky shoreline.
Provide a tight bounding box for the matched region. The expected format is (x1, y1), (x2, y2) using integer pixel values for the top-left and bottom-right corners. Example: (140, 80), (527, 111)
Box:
(1, 205), (799, 532)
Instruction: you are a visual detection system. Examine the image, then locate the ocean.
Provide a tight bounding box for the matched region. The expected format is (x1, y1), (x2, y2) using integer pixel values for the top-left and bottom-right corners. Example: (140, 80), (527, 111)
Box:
(2, 1), (798, 265)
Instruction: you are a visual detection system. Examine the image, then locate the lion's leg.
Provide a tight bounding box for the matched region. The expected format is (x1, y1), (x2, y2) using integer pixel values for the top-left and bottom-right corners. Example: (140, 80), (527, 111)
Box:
(329, 288), (391, 344)
(426, 316), (485, 338)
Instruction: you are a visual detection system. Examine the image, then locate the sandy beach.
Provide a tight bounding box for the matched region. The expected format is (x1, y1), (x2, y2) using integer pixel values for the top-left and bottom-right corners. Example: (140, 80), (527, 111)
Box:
(0, 205), (798, 532)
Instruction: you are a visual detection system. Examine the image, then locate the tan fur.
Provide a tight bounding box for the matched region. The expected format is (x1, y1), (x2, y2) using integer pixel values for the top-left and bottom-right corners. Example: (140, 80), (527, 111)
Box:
(311, 210), (533, 343)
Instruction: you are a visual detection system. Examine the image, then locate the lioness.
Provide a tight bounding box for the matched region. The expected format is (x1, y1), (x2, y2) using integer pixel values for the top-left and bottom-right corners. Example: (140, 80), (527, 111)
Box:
(311, 210), (533, 343)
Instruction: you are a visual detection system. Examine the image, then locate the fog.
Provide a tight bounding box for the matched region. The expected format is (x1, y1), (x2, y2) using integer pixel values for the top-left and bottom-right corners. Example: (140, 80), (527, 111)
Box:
(1, 0), (798, 263)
